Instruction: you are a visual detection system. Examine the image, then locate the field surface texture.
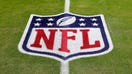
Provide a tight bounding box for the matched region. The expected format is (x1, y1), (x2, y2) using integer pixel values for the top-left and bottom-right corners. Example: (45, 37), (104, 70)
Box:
(0, 0), (132, 74)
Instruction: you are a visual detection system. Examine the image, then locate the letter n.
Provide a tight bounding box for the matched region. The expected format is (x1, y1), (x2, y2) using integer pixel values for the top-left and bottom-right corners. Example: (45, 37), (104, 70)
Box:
(30, 29), (57, 50)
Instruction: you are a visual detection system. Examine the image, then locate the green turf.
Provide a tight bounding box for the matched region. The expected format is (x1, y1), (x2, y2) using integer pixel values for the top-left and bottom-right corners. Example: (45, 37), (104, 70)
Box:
(0, 0), (132, 74)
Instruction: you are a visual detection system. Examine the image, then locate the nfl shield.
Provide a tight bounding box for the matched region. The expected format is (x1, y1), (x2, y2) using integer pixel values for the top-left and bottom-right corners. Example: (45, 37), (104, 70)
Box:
(18, 13), (113, 62)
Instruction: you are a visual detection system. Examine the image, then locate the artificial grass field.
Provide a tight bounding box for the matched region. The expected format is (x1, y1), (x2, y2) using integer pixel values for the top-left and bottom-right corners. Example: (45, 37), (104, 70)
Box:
(0, 0), (132, 74)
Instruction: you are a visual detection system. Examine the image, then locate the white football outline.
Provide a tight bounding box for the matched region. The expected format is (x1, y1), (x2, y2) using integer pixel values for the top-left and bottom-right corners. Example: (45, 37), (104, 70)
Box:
(57, 16), (76, 26)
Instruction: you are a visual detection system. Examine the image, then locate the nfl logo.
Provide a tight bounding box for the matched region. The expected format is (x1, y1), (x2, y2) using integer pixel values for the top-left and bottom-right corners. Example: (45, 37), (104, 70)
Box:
(18, 13), (113, 62)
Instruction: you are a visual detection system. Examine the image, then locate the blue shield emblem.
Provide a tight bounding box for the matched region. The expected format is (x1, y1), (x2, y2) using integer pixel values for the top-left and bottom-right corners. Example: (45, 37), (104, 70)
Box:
(18, 13), (113, 62)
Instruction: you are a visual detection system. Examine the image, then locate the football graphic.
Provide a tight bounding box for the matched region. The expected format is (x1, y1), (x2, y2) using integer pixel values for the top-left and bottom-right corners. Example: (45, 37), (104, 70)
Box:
(57, 16), (76, 26)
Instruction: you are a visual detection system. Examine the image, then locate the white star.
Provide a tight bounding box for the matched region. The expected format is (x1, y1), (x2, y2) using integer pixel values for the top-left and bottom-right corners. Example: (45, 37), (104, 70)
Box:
(34, 22), (41, 26)
(47, 23), (53, 26)
(79, 23), (86, 26)
(79, 18), (85, 21)
(48, 18), (54, 21)
(36, 18), (42, 21)
(92, 23), (98, 26)
(91, 18), (97, 21)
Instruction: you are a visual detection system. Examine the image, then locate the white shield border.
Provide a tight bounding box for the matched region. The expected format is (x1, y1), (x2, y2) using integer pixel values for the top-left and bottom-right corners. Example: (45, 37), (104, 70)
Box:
(18, 13), (113, 62)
